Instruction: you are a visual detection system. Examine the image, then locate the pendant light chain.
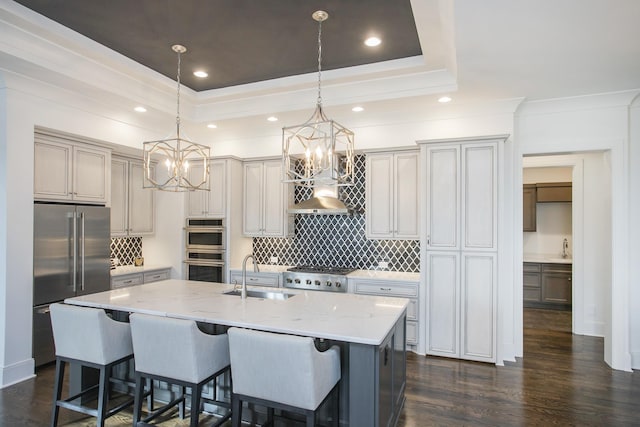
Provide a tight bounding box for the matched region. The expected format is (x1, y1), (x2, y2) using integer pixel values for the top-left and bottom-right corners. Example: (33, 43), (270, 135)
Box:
(176, 48), (182, 139)
(316, 17), (323, 107)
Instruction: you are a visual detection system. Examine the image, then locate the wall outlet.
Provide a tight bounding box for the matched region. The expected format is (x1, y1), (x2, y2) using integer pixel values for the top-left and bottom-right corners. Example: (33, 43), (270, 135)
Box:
(378, 261), (389, 269)
(270, 256), (278, 264)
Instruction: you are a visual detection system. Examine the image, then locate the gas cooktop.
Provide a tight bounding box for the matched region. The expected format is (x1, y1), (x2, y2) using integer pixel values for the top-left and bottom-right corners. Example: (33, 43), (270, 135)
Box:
(282, 266), (356, 292)
(286, 266), (357, 275)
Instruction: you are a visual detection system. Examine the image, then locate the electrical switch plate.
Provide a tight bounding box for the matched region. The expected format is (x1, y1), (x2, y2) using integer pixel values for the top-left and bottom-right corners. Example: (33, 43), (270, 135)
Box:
(378, 261), (389, 269)
(270, 256), (278, 264)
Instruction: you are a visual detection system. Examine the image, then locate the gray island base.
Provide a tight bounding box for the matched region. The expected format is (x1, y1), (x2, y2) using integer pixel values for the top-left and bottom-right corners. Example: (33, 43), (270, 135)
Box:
(64, 279), (408, 426)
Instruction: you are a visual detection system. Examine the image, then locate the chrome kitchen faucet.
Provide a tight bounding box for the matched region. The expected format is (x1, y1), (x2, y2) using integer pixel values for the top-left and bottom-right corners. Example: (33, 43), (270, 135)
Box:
(241, 254), (259, 300)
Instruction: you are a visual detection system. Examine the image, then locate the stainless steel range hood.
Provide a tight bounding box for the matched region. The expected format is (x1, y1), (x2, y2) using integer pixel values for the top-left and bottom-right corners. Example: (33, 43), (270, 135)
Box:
(288, 180), (353, 215)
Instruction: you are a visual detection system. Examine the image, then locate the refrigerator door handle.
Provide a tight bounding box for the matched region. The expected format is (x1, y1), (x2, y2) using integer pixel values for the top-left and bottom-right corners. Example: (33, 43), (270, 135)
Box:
(35, 305), (51, 314)
(80, 211), (85, 291)
(72, 211), (77, 293)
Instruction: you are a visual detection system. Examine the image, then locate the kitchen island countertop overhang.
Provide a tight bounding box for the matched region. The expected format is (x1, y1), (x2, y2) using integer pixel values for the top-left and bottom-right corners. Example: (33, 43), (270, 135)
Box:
(64, 279), (409, 346)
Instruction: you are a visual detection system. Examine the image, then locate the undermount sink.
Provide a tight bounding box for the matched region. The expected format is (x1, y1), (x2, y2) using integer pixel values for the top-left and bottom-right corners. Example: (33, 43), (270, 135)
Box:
(223, 289), (294, 300)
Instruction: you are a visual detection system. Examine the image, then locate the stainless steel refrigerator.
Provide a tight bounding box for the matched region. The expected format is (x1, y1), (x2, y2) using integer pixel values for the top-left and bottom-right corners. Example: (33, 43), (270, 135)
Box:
(33, 203), (111, 366)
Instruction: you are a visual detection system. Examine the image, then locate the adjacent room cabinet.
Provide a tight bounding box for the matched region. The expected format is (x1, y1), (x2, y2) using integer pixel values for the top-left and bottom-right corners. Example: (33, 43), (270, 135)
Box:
(365, 151), (419, 239)
(34, 133), (111, 204)
(243, 159), (292, 237)
(421, 136), (504, 363)
(111, 157), (155, 236)
(186, 159), (226, 217)
(524, 262), (572, 309)
(523, 184), (537, 232)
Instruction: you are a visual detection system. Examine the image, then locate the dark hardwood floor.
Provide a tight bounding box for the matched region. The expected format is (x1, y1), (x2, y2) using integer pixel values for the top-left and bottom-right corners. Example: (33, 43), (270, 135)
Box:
(1, 309), (637, 426)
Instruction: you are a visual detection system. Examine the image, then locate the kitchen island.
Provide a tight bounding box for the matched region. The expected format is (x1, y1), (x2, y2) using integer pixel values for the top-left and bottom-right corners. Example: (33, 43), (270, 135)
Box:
(64, 279), (408, 427)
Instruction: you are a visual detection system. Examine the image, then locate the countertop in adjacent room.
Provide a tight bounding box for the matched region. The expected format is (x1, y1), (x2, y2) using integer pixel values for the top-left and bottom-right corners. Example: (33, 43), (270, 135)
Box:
(523, 253), (572, 264)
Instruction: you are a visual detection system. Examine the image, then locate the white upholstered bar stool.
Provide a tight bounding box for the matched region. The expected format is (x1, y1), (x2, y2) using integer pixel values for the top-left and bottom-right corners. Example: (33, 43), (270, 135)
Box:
(129, 313), (231, 427)
(49, 303), (136, 427)
(228, 327), (341, 427)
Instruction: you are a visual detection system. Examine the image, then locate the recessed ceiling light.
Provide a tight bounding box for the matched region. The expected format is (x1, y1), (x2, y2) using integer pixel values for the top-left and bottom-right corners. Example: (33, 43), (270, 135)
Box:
(207, 123), (217, 129)
(352, 106), (364, 112)
(134, 106), (147, 113)
(438, 96), (452, 103)
(194, 70), (208, 78)
(267, 116), (278, 122)
(364, 37), (381, 47)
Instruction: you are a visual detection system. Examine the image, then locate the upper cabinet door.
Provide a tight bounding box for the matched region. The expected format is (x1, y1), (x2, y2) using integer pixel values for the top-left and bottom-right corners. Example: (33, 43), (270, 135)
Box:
(110, 158), (128, 236)
(365, 151), (419, 240)
(366, 154), (393, 238)
(34, 138), (110, 204)
(461, 143), (497, 251)
(426, 145), (460, 250)
(262, 161), (285, 236)
(243, 162), (264, 236)
(206, 160), (226, 218)
(73, 145), (110, 203)
(186, 161), (207, 217)
(394, 152), (419, 238)
(128, 161), (154, 235)
(34, 140), (73, 201)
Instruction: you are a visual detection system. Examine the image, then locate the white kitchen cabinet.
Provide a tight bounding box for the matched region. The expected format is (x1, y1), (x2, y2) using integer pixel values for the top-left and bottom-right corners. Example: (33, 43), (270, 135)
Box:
(422, 137), (501, 363)
(243, 160), (292, 237)
(228, 270), (280, 288)
(350, 277), (419, 346)
(110, 157), (154, 236)
(186, 160), (226, 217)
(425, 142), (497, 251)
(366, 151), (419, 239)
(111, 267), (171, 289)
(426, 251), (497, 362)
(34, 136), (111, 204)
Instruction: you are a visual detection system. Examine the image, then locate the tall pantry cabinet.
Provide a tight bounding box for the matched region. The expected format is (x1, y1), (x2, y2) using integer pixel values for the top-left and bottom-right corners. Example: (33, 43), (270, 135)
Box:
(419, 136), (506, 363)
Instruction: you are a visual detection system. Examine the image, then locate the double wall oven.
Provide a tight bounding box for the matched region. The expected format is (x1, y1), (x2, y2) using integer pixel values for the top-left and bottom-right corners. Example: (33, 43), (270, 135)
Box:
(184, 218), (225, 282)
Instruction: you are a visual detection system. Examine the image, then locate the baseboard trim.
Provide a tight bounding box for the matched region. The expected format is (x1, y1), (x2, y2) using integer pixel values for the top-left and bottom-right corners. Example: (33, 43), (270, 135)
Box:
(0, 358), (35, 389)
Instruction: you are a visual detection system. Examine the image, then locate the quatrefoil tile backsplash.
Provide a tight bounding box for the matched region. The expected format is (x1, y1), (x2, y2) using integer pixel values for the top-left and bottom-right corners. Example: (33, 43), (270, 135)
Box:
(253, 155), (420, 272)
(110, 237), (142, 266)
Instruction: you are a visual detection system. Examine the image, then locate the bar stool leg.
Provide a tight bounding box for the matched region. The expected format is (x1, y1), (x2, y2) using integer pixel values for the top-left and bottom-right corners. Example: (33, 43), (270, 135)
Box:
(132, 372), (145, 424)
(231, 395), (242, 427)
(96, 365), (109, 427)
(189, 384), (202, 427)
(50, 359), (65, 427)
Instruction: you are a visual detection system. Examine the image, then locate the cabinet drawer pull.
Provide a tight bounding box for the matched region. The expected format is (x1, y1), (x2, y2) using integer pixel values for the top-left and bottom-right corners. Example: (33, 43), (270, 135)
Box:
(380, 287), (392, 291)
(123, 280), (133, 284)
(150, 275), (161, 279)
(249, 278), (258, 281)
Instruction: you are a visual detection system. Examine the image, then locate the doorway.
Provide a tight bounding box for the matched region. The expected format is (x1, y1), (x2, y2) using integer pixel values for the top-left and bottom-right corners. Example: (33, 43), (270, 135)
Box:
(521, 153), (611, 351)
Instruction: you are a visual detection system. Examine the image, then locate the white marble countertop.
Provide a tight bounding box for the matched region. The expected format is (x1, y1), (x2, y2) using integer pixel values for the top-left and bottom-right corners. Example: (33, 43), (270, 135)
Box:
(65, 279), (408, 346)
(348, 270), (420, 282)
(523, 253), (572, 264)
(229, 265), (420, 281)
(110, 265), (172, 277)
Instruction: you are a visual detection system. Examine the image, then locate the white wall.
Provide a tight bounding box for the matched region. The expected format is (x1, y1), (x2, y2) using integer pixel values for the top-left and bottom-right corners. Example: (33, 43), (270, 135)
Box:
(0, 71), (191, 386)
(628, 100), (640, 369)
(523, 203), (572, 256)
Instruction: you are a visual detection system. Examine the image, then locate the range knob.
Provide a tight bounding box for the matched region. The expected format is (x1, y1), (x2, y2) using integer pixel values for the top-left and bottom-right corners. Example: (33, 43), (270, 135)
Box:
(286, 278), (293, 284)
(306, 279), (312, 285)
(335, 281), (342, 288)
(326, 281), (332, 287)
(315, 280), (321, 286)
(294, 278), (301, 284)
